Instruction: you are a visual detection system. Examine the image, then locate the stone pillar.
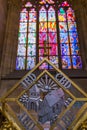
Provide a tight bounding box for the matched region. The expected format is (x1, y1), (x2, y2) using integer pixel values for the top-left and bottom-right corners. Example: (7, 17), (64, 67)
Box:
(1, 0), (20, 76)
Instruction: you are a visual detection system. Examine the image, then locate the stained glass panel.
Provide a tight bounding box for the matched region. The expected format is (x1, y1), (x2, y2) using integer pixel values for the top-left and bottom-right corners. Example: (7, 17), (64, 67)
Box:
(62, 56), (71, 69)
(39, 22), (47, 32)
(49, 56), (58, 68)
(70, 44), (80, 55)
(48, 33), (57, 43)
(29, 12), (36, 22)
(59, 22), (67, 33)
(19, 23), (27, 32)
(67, 8), (75, 21)
(72, 56), (82, 69)
(39, 33), (47, 43)
(39, 56), (48, 69)
(69, 32), (78, 43)
(62, 1), (69, 7)
(68, 22), (77, 32)
(27, 57), (36, 70)
(49, 44), (58, 55)
(16, 57), (25, 70)
(27, 44), (36, 56)
(39, 12), (47, 21)
(18, 33), (27, 44)
(39, 49), (44, 56)
(28, 23), (36, 32)
(61, 43), (70, 55)
(28, 33), (36, 43)
(17, 45), (26, 56)
(48, 22), (56, 32)
(20, 13), (28, 22)
(60, 33), (69, 43)
(58, 8), (66, 22)
(48, 12), (56, 21)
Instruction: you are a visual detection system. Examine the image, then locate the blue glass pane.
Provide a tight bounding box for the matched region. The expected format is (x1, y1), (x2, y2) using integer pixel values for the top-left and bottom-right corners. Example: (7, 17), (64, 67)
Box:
(59, 22), (67, 33)
(69, 32), (78, 43)
(17, 45), (26, 56)
(27, 44), (36, 56)
(70, 44), (80, 55)
(20, 12), (28, 22)
(62, 56), (71, 69)
(19, 23), (27, 32)
(60, 33), (69, 43)
(16, 57), (25, 70)
(27, 57), (36, 70)
(61, 43), (70, 55)
(29, 23), (36, 32)
(68, 22), (77, 32)
(28, 33), (36, 43)
(18, 33), (27, 44)
(39, 12), (47, 21)
(72, 56), (82, 69)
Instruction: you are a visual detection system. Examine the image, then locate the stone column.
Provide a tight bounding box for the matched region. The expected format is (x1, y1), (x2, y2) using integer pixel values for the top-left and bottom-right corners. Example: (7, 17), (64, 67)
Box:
(1, 0), (20, 76)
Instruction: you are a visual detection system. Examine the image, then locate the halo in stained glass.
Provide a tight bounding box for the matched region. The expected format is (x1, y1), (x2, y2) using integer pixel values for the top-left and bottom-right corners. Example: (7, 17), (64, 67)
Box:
(67, 7), (75, 21)
(72, 56), (82, 69)
(58, 8), (66, 22)
(61, 43), (70, 55)
(39, 22), (47, 32)
(59, 22), (67, 33)
(68, 22), (77, 32)
(29, 12), (36, 22)
(19, 23), (27, 32)
(16, 57), (25, 70)
(49, 44), (58, 55)
(49, 56), (58, 69)
(48, 22), (56, 32)
(27, 44), (36, 56)
(70, 44), (80, 55)
(28, 23), (36, 32)
(60, 33), (69, 43)
(27, 57), (36, 70)
(39, 33), (47, 43)
(62, 56), (71, 69)
(18, 32), (27, 44)
(20, 12), (28, 22)
(48, 32), (57, 43)
(28, 33), (36, 43)
(17, 45), (26, 56)
(69, 32), (78, 43)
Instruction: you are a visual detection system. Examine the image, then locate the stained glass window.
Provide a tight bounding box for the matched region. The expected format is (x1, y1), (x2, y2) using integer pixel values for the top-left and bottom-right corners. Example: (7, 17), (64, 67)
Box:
(16, 0), (82, 70)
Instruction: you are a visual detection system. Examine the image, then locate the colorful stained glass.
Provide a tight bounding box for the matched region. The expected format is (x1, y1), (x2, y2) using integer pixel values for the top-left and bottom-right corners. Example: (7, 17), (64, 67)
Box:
(48, 33), (57, 43)
(49, 56), (58, 68)
(62, 56), (71, 69)
(17, 45), (26, 56)
(69, 32), (78, 43)
(62, 1), (69, 7)
(18, 33), (27, 43)
(28, 33), (36, 43)
(68, 22), (77, 32)
(29, 23), (36, 32)
(72, 56), (82, 69)
(39, 33), (47, 43)
(29, 12), (36, 22)
(27, 44), (36, 56)
(58, 8), (66, 22)
(67, 8), (75, 21)
(59, 22), (67, 32)
(48, 12), (56, 21)
(25, 2), (32, 7)
(39, 0), (54, 4)
(49, 44), (58, 55)
(20, 13), (28, 22)
(39, 22), (47, 32)
(16, 57), (25, 70)
(61, 43), (70, 55)
(70, 44), (80, 55)
(21, 8), (27, 13)
(27, 57), (36, 70)
(60, 33), (68, 43)
(40, 12), (47, 21)
(39, 49), (44, 56)
(19, 23), (27, 32)
(48, 22), (56, 32)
